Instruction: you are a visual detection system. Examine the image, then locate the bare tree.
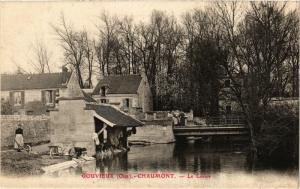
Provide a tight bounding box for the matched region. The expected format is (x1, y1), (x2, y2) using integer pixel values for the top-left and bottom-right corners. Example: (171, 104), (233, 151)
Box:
(118, 16), (139, 74)
(82, 30), (95, 88)
(29, 39), (52, 73)
(52, 14), (85, 88)
(95, 12), (120, 76)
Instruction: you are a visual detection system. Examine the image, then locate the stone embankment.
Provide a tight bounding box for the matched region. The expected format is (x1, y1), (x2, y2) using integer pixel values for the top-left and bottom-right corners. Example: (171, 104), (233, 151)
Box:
(129, 118), (175, 145)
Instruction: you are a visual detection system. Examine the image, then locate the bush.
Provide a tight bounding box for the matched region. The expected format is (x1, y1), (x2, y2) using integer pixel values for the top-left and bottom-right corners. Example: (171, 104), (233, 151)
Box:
(1, 98), (13, 115)
(256, 104), (299, 166)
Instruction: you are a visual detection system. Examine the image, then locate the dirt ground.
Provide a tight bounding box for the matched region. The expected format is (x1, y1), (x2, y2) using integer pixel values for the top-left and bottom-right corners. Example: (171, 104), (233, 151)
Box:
(1, 150), (66, 177)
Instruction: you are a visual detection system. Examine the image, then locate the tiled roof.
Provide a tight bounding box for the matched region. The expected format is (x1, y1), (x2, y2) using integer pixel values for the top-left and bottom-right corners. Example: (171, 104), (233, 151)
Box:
(1, 72), (72, 91)
(92, 75), (142, 95)
(90, 104), (143, 127)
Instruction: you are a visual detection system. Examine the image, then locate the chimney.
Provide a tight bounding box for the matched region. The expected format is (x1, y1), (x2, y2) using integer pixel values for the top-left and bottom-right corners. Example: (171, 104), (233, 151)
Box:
(62, 66), (68, 73)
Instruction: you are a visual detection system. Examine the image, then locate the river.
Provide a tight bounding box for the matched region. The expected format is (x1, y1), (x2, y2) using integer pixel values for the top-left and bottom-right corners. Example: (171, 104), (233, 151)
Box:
(51, 141), (298, 188)
(92, 141), (297, 174)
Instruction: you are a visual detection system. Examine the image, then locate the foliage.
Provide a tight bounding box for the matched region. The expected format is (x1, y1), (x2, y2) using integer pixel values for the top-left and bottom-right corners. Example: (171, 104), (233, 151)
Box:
(255, 104), (299, 165)
(1, 98), (13, 115)
(212, 1), (299, 148)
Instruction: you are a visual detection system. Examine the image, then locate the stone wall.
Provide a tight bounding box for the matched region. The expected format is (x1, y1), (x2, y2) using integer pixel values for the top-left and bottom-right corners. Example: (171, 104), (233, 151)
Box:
(128, 119), (175, 144)
(1, 115), (50, 147)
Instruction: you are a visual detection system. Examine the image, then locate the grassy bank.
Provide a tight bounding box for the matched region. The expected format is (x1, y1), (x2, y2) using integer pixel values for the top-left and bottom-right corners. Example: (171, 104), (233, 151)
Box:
(1, 151), (65, 177)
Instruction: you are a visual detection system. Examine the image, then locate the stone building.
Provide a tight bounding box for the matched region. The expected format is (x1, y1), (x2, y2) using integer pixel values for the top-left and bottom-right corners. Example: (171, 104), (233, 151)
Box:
(49, 72), (143, 156)
(218, 75), (245, 114)
(1, 67), (71, 115)
(91, 74), (153, 114)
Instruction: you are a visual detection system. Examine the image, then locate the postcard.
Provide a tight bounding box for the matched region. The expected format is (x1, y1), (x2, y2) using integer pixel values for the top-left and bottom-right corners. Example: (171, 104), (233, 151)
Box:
(0, 1), (299, 188)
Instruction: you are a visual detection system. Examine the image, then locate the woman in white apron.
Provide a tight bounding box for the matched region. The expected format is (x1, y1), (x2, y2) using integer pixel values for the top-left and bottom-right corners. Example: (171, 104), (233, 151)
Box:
(14, 124), (24, 152)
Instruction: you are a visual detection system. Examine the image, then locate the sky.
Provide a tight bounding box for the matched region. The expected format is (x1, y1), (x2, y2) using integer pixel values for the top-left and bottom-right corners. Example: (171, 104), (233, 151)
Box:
(0, 1), (298, 74)
(0, 1), (209, 74)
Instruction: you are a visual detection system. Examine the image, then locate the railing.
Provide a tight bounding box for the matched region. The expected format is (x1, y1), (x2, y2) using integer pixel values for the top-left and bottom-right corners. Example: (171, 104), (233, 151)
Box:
(206, 116), (246, 126)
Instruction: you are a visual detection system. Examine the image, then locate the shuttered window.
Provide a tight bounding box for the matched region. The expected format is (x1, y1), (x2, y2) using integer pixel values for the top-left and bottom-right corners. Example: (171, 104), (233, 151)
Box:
(10, 91), (24, 106)
(41, 90), (56, 106)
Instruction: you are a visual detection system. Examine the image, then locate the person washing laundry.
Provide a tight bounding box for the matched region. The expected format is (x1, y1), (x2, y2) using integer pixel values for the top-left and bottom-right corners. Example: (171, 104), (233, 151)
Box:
(93, 125), (108, 152)
(14, 124), (24, 152)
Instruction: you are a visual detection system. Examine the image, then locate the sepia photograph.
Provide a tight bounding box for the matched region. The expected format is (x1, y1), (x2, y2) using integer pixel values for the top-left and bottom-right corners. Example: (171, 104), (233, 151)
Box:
(0, 0), (299, 188)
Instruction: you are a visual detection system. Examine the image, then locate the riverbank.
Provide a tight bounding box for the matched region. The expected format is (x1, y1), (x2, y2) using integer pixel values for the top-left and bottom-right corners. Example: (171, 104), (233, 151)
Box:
(1, 151), (66, 177)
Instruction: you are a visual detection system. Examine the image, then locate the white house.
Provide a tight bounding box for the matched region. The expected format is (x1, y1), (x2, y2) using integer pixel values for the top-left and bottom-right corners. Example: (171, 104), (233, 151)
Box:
(0, 68), (71, 115)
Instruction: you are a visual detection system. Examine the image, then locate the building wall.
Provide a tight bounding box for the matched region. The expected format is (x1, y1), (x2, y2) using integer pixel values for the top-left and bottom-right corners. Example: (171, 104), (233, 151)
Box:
(92, 76), (153, 113)
(1, 115), (50, 147)
(107, 94), (138, 108)
(219, 99), (242, 114)
(1, 91), (9, 100)
(93, 94), (140, 112)
(128, 119), (175, 144)
(49, 100), (96, 155)
(1, 89), (60, 115)
(24, 89), (42, 103)
(1, 89), (58, 103)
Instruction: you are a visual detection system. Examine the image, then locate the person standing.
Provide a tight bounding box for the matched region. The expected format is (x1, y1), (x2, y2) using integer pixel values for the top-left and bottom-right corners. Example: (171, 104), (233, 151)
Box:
(14, 124), (24, 152)
(172, 112), (179, 127)
(92, 132), (101, 152)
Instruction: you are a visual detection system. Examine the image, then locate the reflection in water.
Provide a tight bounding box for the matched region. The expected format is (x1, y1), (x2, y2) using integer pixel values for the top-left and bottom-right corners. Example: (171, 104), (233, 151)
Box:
(127, 143), (175, 172)
(90, 141), (251, 174)
(61, 141), (296, 177)
(128, 142), (249, 174)
(95, 152), (128, 173)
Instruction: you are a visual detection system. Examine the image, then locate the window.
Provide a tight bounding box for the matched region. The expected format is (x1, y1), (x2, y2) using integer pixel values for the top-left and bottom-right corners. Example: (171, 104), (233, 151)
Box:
(225, 105), (232, 114)
(43, 90), (55, 105)
(13, 91), (22, 106)
(124, 98), (130, 108)
(100, 86), (106, 96)
(101, 99), (107, 103)
(225, 79), (231, 87)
